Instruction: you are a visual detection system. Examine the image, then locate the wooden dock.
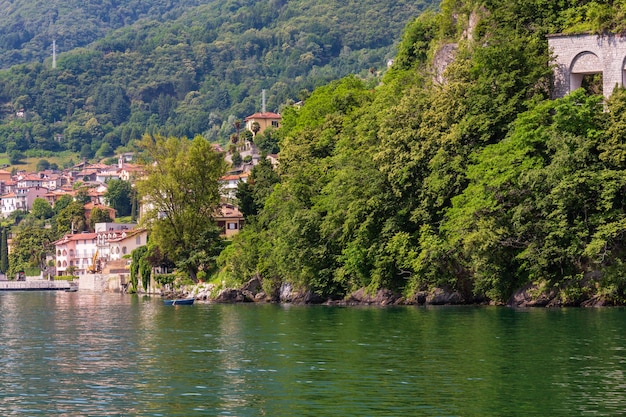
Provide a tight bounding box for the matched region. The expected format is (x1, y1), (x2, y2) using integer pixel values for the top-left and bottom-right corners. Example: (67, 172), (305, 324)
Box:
(0, 280), (74, 291)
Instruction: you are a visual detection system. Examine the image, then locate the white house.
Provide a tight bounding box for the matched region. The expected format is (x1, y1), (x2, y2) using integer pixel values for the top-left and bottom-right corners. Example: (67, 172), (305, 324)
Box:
(95, 223), (138, 260)
(219, 172), (249, 200)
(1, 192), (17, 217)
(53, 232), (98, 276)
(55, 223), (147, 276)
(108, 228), (148, 261)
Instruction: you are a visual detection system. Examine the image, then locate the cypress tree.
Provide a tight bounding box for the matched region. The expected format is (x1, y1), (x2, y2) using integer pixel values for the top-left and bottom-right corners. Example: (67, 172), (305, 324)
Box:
(131, 188), (138, 222)
(0, 228), (8, 274)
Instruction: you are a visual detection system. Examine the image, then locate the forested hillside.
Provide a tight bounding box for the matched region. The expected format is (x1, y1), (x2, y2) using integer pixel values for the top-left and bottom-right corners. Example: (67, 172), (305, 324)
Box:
(219, 0), (626, 306)
(0, 0), (433, 161)
(0, 0), (204, 68)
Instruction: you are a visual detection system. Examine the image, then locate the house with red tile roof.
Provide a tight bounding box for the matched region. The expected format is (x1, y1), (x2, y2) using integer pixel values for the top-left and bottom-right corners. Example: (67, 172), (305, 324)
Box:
(244, 111), (281, 136)
(0, 169), (11, 182)
(1, 187), (49, 217)
(216, 203), (245, 237)
(118, 164), (144, 182)
(219, 172), (249, 200)
(1, 192), (17, 217)
(106, 228), (148, 261)
(53, 232), (98, 276)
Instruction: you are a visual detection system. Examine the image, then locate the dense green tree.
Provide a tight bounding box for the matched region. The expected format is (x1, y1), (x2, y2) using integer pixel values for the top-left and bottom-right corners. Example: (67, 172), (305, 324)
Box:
(53, 194), (74, 215)
(130, 187), (138, 222)
(236, 157), (280, 219)
(30, 198), (54, 220)
(36, 159), (50, 172)
(231, 151), (242, 167)
(8, 225), (55, 277)
(56, 201), (87, 235)
(74, 187), (92, 205)
(136, 134), (228, 281)
(0, 228), (8, 274)
(104, 179), (132, 217)
(218, 0), (626, 304)
(254, 128), (280, 154)
(8, 150), (24, 165)
(88, 207), (113, 231)
(130, 246), (151, 293)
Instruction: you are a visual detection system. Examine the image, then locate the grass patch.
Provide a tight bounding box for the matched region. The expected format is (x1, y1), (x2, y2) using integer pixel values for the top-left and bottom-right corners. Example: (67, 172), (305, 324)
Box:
(3, 151), (81, 172)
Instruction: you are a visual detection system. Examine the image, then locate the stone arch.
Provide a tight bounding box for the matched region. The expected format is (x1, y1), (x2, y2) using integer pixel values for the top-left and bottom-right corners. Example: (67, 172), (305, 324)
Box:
(570, 51), (602, 92)
(548, 33), (626, 98)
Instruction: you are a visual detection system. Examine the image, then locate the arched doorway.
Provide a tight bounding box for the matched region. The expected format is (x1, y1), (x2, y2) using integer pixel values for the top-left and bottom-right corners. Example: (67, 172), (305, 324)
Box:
(570, 51), (603, 95)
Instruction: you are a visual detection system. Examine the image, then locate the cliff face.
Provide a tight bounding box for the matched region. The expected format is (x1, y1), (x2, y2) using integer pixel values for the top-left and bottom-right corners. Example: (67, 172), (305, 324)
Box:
(432, 8), (487, 84)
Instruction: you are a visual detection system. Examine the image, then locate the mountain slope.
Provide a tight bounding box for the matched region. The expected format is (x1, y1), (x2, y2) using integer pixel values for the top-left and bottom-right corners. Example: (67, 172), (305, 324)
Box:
(0, 0), (435, 156)
(0, 0), (204, 68)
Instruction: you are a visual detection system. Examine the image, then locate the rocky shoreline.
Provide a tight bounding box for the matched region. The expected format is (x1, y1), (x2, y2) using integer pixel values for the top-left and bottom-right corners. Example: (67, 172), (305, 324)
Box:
(161, 276), (619, 307)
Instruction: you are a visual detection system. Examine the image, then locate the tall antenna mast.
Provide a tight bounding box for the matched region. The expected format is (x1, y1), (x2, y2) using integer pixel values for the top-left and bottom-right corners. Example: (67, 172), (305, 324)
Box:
(52, 39), (57, 69)
(262, 89), (266, 113)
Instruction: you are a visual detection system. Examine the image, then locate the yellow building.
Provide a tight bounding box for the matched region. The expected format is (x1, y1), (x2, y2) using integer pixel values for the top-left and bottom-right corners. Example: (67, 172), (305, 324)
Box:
(244, 112), (281, 136)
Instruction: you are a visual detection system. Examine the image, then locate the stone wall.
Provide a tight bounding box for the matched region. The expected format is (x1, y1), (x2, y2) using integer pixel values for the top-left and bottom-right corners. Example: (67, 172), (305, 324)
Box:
(79, 273), (125, 292)
(548, 33), (626, 98)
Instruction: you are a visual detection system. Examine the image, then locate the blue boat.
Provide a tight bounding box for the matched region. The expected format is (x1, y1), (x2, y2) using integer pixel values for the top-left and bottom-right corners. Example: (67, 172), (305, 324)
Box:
(163, 297), (195, 306)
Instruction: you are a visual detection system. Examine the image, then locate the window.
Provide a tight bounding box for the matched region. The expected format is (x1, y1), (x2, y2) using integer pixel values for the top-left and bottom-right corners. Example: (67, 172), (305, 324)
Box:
(122, 247), (127, 255)
(271, 120), (279, 128)
(136, 236), (141, 245)
(228, 222), (238, 230)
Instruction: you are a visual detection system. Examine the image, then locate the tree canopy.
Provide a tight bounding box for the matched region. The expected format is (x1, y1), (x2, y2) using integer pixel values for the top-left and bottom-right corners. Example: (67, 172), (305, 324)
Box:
(104, 179), (133, 217)
(136, 134), (228, 281)
(217, 0), (626, 305)
(0, 0), (433, 159)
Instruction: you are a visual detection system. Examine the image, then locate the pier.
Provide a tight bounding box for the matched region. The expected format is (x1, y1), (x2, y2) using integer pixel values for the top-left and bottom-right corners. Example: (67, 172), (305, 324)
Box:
(0, 280), (74, 291)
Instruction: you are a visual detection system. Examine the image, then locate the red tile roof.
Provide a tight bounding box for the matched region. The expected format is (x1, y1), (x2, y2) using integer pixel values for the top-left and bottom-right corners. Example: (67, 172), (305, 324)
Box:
(244, 112), (281, 121)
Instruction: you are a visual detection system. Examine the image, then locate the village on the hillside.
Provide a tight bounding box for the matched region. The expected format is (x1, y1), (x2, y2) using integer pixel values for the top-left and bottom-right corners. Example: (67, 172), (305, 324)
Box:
(0, 110), (281, 288)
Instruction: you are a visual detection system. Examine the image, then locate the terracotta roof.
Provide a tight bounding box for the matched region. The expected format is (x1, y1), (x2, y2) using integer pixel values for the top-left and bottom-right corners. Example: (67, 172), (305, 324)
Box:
(220, 173), (249, 181)
(107, 228), (147, 242)
(119, 164), (144, 172)
(244, 112), (281, 121)
(54, 232), (98, 245)
(87, 189), (105, 196)
(86, 163), (112, 170)
(216, 203), (243, 219)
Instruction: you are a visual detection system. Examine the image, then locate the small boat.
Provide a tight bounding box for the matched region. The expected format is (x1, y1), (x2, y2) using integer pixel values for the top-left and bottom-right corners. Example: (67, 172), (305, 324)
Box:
(163, 297), (195, 306)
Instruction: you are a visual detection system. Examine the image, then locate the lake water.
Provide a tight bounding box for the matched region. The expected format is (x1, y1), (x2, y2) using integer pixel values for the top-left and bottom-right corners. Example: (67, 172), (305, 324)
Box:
(0, 291), (625, 416)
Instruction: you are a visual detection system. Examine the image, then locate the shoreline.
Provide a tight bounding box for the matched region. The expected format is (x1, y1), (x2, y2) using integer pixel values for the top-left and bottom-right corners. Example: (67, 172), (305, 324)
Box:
(161, 277), (620, 308)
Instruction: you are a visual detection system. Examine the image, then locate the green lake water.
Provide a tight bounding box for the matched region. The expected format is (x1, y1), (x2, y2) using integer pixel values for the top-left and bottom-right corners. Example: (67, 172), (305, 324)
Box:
(0, 291), (625, 416)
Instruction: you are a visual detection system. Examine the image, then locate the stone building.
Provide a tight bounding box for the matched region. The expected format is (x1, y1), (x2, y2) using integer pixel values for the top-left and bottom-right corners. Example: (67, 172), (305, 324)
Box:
(548, 33), (626, 98)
